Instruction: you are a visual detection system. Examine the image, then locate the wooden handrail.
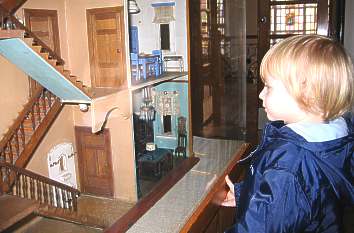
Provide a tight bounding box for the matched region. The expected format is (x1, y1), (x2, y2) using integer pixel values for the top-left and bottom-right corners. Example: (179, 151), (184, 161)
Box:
(0, 87), (44, 150)
(0, 162), (80, 211)
(0, 4), (65, 65)
(0, 162), (78, 193)
(1, 0), (28, 15)
(0, 86), (61, 168)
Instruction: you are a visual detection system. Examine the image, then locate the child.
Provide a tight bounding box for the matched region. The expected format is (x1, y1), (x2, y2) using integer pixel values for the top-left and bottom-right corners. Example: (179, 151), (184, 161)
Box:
(222, 35), (354, 233)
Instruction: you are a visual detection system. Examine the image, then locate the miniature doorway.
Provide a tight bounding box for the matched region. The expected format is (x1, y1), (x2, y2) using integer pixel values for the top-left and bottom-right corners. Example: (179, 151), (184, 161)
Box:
(87, 6), (126, 88)
(75, 127), (114, 197)
(24, 9), (61, 97)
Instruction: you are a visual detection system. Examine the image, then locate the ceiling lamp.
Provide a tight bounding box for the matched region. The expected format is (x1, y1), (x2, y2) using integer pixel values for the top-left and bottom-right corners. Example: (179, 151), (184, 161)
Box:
(128, 0), (141, 14)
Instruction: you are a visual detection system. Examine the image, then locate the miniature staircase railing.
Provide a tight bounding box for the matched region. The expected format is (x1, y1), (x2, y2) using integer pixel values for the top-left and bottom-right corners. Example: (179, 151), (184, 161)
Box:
(0, 162), (80, 212)
(0, 0), (28, 15)
(0, 87), (62, 168)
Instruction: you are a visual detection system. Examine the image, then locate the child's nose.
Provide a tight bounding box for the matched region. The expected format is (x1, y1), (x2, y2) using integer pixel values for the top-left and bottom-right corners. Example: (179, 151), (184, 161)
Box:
(259, 88), (265, 100)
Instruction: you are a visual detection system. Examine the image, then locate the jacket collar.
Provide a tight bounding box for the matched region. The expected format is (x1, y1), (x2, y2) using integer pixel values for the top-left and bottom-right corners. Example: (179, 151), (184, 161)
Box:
(263, 112), (354, 152)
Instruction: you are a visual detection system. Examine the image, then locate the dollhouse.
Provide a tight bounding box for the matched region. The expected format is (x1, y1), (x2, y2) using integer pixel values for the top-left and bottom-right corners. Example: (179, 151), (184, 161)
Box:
(127, 0), (190, 193)
(0, 0), (190, 228)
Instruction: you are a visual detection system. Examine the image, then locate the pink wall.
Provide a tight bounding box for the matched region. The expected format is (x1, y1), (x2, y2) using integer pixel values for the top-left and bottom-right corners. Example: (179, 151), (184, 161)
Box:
(0, 58), (29, 136)
(65, 0), (124, 87)
(16, 0), (70, 68)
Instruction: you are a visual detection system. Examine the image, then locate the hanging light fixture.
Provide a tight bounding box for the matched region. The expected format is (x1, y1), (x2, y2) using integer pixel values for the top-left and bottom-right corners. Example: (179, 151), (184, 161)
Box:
(139, 87), (155, 121)
(128, 0), (141, 14)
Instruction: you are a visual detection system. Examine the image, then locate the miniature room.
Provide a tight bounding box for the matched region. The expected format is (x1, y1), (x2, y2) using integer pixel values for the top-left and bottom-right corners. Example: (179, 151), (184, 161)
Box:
(128, 0), (189, 198)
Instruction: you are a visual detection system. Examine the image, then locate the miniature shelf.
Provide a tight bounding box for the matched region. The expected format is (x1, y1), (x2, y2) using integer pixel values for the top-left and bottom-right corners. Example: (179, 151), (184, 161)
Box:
(130, 71), (188, 91)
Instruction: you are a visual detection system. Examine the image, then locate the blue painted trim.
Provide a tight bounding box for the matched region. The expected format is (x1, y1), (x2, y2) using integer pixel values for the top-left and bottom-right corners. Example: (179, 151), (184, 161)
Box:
(0, 38), (91, 102)
(151, 2), (175, 7)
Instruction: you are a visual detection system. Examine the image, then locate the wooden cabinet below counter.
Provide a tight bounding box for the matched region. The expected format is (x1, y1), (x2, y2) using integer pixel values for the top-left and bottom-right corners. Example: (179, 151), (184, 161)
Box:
(181, 143), (250, 233)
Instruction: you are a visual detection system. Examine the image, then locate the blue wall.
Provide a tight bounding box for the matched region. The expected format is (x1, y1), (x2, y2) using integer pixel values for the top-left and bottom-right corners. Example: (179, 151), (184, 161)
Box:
(153, 75), (189, 156)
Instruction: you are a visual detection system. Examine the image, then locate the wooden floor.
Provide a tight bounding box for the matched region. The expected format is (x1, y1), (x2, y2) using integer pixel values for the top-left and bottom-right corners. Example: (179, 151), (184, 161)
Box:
(0, 195), (39, 232)
(3, 194), (134, 232)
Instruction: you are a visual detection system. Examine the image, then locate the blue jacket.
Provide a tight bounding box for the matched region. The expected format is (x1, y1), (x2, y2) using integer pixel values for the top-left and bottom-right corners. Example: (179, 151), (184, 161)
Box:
(228, 114), (354, 233)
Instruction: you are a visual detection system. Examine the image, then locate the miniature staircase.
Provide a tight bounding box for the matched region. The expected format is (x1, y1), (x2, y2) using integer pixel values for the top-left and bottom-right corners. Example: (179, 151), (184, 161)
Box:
(0, 194), (39, 231)
(0, 33), (92, 103)
(0, 86), (62, 168)
(0, 162), (81, 231)
(0, 4), (92, 103)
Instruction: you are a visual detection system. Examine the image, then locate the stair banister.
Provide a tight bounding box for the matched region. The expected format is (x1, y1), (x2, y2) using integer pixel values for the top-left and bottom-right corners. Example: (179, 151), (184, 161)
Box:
(0, 87), (44, 151)
(0, 161), (80, 211)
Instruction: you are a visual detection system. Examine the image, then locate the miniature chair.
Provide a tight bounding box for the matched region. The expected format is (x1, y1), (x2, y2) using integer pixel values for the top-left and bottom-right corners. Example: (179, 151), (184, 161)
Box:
(139, 55), (157, 80)
(174, 116), (187, 158)
(152, 50), (163, 76)
(130, 53), (141, 82)
(175, 133), (187, 158)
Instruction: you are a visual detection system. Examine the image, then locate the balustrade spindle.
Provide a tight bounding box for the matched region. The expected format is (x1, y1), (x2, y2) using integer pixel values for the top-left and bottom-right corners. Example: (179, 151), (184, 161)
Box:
(55, 186), (60, 207)
(43, 183), (48, 204)
(8, 141), (13, 164)
(16, 173), (21, 197)
(37, 180), (42, 202)
(23, 175), (28, 198)
(14, 132), (20, 158)
(61, 189), (66, 208)
(36, 101), (41, 123)
(41, 91), (47, 114)
(30, 177), (35, 199)
(30, 109), (36, 131)
(0, 151), (4, 163)
(49, 185), (54, 206)
(47, 91), (52, 107)
(20, 123), (26, 147)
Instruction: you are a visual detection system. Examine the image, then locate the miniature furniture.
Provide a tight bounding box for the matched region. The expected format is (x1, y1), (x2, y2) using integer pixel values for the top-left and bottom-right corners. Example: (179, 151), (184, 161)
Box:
(130, 53), (141, 82)
(174, 116), (187, 158)
(163, 55), (184, 72)
(130, 53), (160, 82)
(138, 54), (159, 80)
(152, 49), (163, 76)
(138, 148), (173, 179)
(175, 134), (187, 158)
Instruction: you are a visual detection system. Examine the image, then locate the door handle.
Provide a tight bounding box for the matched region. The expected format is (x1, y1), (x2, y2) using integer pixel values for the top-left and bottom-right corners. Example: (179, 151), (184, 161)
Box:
(117, 49), (121, 53)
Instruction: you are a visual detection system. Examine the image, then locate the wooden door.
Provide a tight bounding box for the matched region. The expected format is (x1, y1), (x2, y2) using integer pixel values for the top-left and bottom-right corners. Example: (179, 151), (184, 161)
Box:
(75, 127), (114, 197)
(87, 7), (126, 88)
(24, 9), (61, 97)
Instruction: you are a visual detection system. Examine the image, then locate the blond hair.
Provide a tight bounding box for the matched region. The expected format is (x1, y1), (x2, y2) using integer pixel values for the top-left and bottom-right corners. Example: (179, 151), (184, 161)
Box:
(260, 35), (354, 121)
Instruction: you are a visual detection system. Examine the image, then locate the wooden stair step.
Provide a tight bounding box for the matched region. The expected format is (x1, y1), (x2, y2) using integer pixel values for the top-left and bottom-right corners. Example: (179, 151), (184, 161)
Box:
(22, 37), (34, 47)
(0, 30), (25, 39)
(47, 58), (58, 67)
(39, 52), (50, 60)
(0, 194), (39, 232)
(31, 45), (42, 54)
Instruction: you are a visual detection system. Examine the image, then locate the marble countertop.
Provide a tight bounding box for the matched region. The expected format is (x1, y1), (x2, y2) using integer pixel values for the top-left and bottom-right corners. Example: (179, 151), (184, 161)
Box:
(127, 137), (245, 233)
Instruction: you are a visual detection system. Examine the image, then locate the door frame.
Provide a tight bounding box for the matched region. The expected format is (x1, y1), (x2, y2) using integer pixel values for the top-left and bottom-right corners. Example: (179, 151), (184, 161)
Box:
(86, 6), (126, 88)
(75, 126), (114, 197)
(24, 8), (61, 56)
(24, 8), (61, 97)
